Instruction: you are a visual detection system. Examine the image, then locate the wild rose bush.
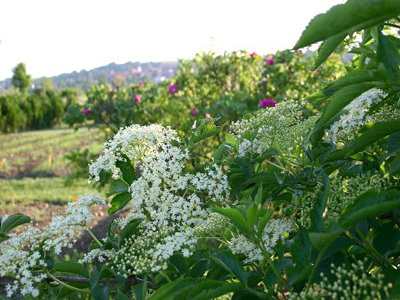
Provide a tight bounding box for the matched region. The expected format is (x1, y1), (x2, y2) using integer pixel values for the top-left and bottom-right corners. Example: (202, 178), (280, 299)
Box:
(2, 0), (400, 299)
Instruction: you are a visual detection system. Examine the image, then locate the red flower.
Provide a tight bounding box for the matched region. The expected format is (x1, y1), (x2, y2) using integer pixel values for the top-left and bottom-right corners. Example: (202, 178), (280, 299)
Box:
(259, 98), (276, 108)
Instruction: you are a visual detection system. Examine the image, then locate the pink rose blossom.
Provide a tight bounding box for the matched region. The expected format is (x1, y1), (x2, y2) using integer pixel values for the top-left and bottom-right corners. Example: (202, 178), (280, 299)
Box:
(267, 57), (276, 65)
(134, 95), (141, 102)
(190, 109), (198, 116)
(204, 113), (211, 118)
(259, 98), (276, 108)
(168, 84), (179, 94)
(250, 52), (258, 57)
(82, 108), (90, 115)
(138, 81), (143, 88)
(296, 50), (302, 54)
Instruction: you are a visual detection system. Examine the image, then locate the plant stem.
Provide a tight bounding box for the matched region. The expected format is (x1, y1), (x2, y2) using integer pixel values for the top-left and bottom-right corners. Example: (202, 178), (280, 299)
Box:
(354, 227), (395, 269)
(260, 246), (291, 292)
(306, 247), (326, 292)
(160, 270), (172, 283)
(87, 227), (103, 247)
(45, 271), (90, 294)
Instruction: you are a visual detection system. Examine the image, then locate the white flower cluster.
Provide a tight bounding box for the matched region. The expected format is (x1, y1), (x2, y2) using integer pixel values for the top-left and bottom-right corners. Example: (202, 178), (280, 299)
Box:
(89, 124), (180, 181)
(231, 100), (317, 157)
(87, 124), (230, 275)
(230, 219), (292, 263)
(325, 88), (388, 144)
(0, 194), (106, 298)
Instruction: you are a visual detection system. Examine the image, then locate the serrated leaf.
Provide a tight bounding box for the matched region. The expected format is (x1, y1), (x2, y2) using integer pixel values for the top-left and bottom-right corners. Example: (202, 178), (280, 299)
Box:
(108, 192), (131, 214)
(0, 214), (31, 234)
(309, 230), (343, 252)
(323, 69), (383, 92)
(53, 262), (89, 278)
(314, 34), (347, 70)
(377, 30), (400, 82)
(210, 251), (247, 286)
(294, 0), (400, 49)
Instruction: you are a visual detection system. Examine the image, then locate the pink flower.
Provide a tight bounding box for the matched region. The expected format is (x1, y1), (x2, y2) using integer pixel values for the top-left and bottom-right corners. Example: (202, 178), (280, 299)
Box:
(134, 94), (141, 102)
(259, 98), (276, 108)
(138, 81), (143, 88)
(204, 113), (211, 118)
(250, 52), (258, 57)
(267, 57), (276, 65)
(190, 109), (198, 116)
(82, 108), (90, 115)
(296, 50), (302, 54)
(168, 84), (179, 94)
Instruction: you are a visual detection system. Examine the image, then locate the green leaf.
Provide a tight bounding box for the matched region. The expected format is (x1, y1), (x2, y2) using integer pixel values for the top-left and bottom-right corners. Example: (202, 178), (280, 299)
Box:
(148, 277), (195, 300)
(211, 251), (248, 286)
(309, 229), (343, 252)
(377, 30), (400, 82)
(214, 143), (227, 162)
(310, 173), (330, 232)
(117, 290), (129, 300)
(323, 69), (383, 92)
(191, 128), (220, 144)
(132, 278), (147, 300)
(188, 280), (244, 300)
(115, 154), (136, 184)
(0, 214), (30, 234)
(52, 262), (89, 278)
(190, 260), (212, 278)
(311, 83), (378, 145)
(389, 155), (400, 175)
(107, 179), (129, 197)
(326, 121), (400, 162)
(387, 132), (400, 157)
(294, 0), (400, 49)
(119, 219), (141, 244)
(213, 207), (250, 235)
(170, 253), (189, 275)
(225, 133), (237, 146)
(313, 34), (347, 70)
(340, 190), (400, 228)
(373, 221), (400, 255)
(108, 192), (132, 214)
(257, 210), (273, 239)
(92, 285), (110, 300)
(246, 205), (258, 229)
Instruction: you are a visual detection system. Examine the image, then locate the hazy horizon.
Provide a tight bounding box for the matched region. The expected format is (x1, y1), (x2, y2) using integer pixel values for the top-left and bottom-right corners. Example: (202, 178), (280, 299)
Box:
(0, 0), (346, 80)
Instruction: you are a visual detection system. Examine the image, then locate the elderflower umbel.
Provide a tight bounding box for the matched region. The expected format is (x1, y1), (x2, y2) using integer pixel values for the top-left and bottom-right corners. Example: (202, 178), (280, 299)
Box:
(87, 124), (230, 275)
(324, 88), (388, 144)
(232, 100), (318, 157)
(0, 194), (106, 298)
(230, 219), (292, 263)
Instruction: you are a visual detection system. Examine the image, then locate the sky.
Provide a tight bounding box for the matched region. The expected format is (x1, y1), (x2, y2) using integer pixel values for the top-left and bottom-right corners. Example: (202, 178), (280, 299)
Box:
(0, 0), (346, 80)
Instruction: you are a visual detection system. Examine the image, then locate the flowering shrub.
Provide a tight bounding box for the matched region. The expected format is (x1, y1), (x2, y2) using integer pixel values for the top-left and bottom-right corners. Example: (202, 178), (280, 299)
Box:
(2, 0), (400, 299)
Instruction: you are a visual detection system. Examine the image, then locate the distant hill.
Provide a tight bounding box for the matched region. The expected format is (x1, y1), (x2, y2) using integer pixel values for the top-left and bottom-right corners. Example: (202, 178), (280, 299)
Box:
(0, 61), (178, 92)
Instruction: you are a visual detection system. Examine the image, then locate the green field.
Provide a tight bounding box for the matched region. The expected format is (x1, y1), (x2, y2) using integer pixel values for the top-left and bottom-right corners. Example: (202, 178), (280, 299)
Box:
(0, 127), (103, 218)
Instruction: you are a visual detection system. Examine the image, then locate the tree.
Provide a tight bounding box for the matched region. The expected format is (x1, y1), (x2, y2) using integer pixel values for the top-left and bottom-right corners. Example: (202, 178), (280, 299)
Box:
(11, 62), (32, 93)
